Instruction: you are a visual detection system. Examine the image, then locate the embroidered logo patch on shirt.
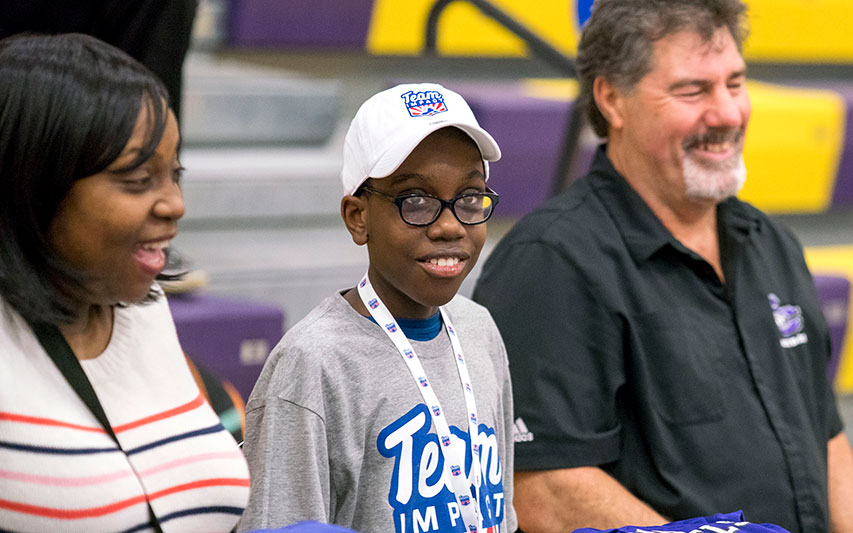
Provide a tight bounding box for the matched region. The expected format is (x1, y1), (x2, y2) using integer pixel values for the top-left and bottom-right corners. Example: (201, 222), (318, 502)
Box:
(768, 293), (808, 348)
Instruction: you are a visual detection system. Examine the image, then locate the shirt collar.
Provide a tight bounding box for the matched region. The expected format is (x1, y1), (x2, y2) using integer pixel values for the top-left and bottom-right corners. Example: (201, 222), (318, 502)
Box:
(365, 312), (443, 341)
(587, 144), (762, 264)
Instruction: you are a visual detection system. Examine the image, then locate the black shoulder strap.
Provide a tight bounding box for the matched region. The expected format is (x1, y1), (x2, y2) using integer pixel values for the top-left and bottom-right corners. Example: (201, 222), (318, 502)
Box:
(29, 321), (119, 443)
(28, 320), (164, 532)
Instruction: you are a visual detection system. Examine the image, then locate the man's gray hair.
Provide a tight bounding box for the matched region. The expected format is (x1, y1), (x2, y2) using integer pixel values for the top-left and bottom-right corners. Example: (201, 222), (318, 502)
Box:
(576, 0), (749, 138)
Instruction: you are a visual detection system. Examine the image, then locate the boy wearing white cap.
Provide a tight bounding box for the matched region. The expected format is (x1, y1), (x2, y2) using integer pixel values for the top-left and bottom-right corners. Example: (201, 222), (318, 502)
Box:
(239, 83), (517, 533)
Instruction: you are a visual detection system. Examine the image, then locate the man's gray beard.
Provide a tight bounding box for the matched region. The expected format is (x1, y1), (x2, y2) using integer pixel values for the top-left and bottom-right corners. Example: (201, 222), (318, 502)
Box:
(682, 152), (747, 202)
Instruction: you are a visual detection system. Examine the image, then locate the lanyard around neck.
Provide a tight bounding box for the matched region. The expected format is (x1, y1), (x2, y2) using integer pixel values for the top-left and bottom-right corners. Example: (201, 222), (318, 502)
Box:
(357, 273), (483, 532)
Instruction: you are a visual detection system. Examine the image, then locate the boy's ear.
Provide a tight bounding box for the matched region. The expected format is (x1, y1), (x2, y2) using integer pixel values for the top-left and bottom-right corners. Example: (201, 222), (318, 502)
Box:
(341, 194), (369, 245)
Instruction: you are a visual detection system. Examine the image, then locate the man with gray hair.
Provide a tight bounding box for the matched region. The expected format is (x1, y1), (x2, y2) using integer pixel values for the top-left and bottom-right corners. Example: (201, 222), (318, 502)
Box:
(473, 0), (853, 531)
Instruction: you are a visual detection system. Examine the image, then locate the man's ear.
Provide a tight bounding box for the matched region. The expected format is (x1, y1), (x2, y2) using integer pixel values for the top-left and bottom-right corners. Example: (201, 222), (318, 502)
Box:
(341, 194), (369, 245)
(593, 76), (626, 130)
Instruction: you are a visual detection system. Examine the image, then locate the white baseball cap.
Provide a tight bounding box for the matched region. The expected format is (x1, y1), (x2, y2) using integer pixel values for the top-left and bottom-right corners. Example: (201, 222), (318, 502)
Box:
(341, 82), (501, 196)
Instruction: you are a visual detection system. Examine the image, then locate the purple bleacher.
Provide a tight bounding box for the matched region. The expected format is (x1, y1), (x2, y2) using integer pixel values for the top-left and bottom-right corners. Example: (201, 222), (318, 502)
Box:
(168, 292), (284, 402)
(813, 274), (850, 382)
(448, 82), (581, 217)
(227, 0), (374, 48)
(824, 83), (853, 206)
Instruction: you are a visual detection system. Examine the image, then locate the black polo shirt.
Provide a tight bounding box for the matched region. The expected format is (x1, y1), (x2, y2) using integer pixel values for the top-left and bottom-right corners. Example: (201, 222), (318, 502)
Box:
(473, 145), (843, 532)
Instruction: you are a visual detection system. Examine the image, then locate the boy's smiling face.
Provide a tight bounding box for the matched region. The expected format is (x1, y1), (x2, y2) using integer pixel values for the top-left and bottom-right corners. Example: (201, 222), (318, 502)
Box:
(345, 127), (488, 319)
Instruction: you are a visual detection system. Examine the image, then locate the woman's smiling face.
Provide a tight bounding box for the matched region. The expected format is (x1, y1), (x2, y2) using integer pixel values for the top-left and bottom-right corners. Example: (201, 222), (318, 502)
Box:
(48, 105), (185, 307)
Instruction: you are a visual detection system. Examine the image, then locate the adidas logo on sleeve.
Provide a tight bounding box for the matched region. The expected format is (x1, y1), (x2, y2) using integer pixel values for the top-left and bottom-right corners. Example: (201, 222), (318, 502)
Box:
(512, 417), (534, 443)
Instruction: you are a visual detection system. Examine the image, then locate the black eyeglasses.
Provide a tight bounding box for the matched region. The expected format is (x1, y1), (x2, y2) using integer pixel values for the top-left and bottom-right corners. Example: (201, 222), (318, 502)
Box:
(362, 186), (500, 226)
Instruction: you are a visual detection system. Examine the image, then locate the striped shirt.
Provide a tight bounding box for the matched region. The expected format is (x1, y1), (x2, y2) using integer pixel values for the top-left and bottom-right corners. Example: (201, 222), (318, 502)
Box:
(0, 293), (250, 532)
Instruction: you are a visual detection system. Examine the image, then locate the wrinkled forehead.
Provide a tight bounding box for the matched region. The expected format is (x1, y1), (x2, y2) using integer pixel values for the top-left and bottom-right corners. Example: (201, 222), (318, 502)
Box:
(646, 27), (745, 81)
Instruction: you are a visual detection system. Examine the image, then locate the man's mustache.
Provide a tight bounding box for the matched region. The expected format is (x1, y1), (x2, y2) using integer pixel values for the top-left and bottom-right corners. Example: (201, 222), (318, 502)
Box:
(682, 128), (744, 150)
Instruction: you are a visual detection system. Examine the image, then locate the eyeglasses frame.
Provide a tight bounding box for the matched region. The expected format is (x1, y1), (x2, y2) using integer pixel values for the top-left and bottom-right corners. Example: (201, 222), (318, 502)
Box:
(360, 185), (500, 227)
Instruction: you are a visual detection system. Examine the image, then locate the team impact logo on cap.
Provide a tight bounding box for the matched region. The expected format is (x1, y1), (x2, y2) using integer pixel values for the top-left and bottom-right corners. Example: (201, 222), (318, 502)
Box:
(401, 89), (448, 117)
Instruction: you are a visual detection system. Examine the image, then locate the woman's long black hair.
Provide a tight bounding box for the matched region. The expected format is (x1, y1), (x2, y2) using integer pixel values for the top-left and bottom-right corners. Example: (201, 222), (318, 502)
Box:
(0, 33), (171, 324)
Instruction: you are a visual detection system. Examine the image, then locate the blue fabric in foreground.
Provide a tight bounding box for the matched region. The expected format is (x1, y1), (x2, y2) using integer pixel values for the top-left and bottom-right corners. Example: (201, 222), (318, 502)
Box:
(249, 521), (355, 532)
(572, 511), (791, 533)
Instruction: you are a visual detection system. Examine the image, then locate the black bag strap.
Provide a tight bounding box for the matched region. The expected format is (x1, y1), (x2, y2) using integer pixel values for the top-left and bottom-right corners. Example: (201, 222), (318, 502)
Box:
(28, 320), (164, 533)
(29, 321), (118, 442)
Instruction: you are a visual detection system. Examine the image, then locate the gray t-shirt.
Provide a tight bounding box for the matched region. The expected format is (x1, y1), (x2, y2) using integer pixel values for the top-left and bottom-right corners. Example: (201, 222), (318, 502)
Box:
(239, 292), (516, 533)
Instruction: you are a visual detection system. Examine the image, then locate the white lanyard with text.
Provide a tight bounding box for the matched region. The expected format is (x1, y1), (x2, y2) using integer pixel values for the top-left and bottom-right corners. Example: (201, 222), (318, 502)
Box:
(357, 273), (483, 532)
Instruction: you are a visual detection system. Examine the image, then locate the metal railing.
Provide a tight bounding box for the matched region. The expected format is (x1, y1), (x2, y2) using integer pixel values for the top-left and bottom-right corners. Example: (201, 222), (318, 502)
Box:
(424, 0), (585, 195)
